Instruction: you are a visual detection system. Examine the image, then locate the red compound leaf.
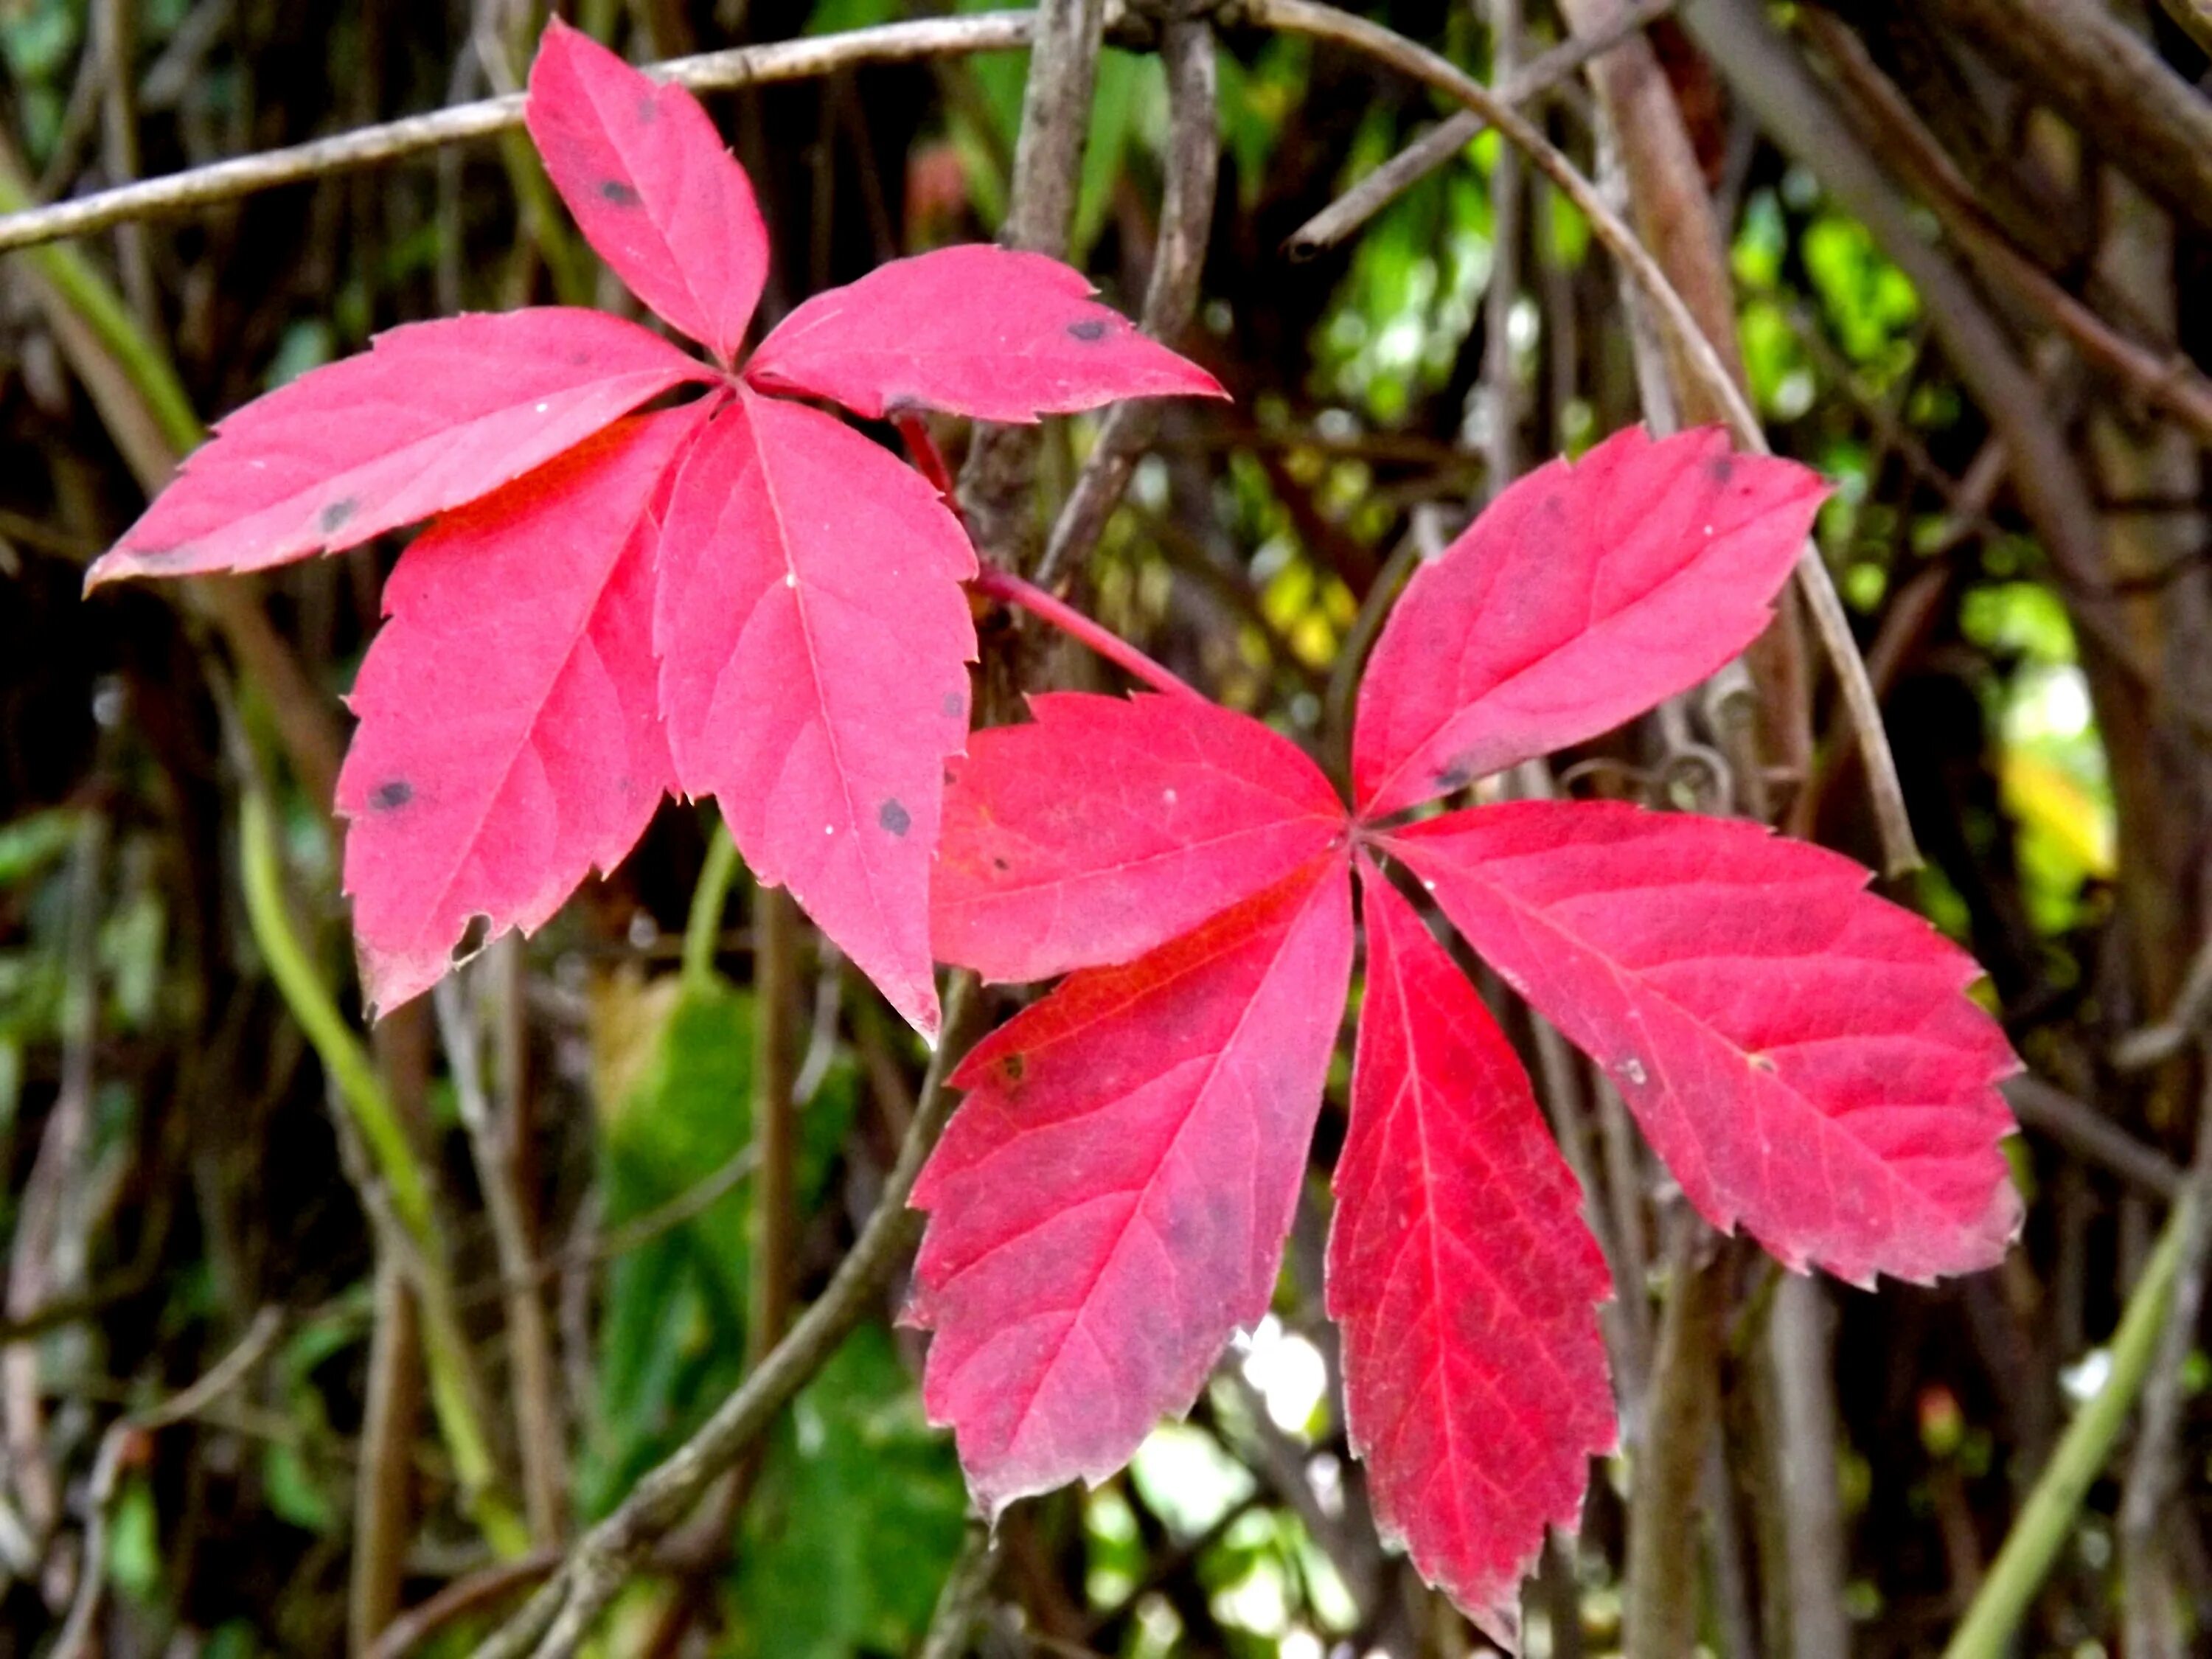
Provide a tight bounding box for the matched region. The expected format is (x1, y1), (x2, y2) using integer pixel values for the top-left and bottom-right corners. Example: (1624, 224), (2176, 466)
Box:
(1352, 426), (1826, 820)
(336, 406), (709, 1012)
(1386, 802), (2022, 1286)
(909, 854), (1354, 1513)
(932, 692), (1349, 983)
(86, 310), (709, 586)
(1332, 861), (1614, 1646)
(745, 244), (1225, 422)
(653, 387), (976, 1041)
(525, 18), (770, 364)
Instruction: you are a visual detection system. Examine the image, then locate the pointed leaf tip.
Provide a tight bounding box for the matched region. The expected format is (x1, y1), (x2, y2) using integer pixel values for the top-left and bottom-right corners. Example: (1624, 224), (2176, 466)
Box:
(1354, 425), (1827, 818)
(1335, 861), (1613, 1644)
(653, 389), (972, 1042)
(911, 856), (1353, 1511)
(1390, 802), (2022, 1287)
(747, 245), (1226, 423)
(87, 310), (708, 585)
(526, 17), (770, 362)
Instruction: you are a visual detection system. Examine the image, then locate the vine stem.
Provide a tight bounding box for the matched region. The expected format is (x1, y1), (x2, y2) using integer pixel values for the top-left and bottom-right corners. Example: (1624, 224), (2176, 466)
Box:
(968, 565), (1203, 701)
(1938, 1181), (2203, 1659)
(895, 417), (1197, 700)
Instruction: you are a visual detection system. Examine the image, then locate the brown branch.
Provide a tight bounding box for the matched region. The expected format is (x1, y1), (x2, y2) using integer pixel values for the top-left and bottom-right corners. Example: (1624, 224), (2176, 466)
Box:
(0, 13), (1040, 255)
(2004, 1076), (2185, 1201)
(1921, 0), (2212, 236)
(1800, 7), (2212, 451)
(1036, 15), (1222, 588)
(1282, 0), (1678, 260)
(956, 0), (1111, 580)
(470, 973), (983, 1659)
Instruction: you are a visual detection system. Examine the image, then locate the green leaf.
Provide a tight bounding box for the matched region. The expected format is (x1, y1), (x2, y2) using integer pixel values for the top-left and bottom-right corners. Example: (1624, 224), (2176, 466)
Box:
(726, 1325), (969, 1659)
(580, 967), (860, 1517)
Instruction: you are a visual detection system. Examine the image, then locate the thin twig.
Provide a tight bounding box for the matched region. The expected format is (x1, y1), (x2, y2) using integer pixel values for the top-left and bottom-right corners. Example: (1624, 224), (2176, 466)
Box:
(1283, 0), (1677, 260)
(0, 13), (1040, 254)
(2118, 1079), (2212, 1656)
(471, 973), (984, 1659)
(1036, 14), (1222, 588)
(919, 1522), (1001, 1659)
(2113, 926), (2212, 1073)
(2003, 1076), (2185, 1201)
(51, 1309), (283, 1659)
(369, 1551), (566, 1659)
(1251, 0), (1922, 876)
(436, 960), (566, 1543)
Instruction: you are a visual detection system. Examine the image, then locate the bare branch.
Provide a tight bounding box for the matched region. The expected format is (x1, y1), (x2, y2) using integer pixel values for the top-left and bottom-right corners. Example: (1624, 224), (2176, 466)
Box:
(0, 13), (1037, 256)
(1037, 15), (1221, 588)
(1283, 0), (1677, 260)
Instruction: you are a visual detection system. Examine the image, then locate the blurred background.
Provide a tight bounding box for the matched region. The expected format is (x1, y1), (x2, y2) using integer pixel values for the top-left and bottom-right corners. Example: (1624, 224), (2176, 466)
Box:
(4, 0), (2211, 1655)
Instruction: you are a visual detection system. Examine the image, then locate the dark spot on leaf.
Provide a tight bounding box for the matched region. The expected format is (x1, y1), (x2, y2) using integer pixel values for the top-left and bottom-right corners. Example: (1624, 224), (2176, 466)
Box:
(991, 856), (1010, 872)
(942, 692), (965, 719)
(371, 779), (412, 810)
(1433, 762), (1474, 793)
(320, 498), (358, 534)
(1705, 453), (1736, 486)
(600, 180), (642, 207)
(878, 799), (912, 838)
(1067, 317), (1110, 342)
(999, 1051), (1026, 1085)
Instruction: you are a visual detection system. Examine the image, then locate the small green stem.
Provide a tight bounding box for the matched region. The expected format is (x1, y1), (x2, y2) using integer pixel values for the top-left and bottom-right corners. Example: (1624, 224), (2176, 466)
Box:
(1940, 1186), (2200, 1659)
(238, 787), (524, 1553)
(684, 821), (745, 987)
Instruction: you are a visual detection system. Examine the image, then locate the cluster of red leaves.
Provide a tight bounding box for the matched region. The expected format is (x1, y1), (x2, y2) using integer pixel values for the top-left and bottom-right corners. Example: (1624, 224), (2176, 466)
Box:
(913, 426), (2023, 1644)
(84, 15), (2024, 1641)
(86, 19), (1218, 1038)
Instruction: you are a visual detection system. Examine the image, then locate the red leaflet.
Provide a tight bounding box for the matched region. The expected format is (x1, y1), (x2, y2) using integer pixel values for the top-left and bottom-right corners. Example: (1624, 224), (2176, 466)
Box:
(1334, 863), (1613, 1647)
(90, 16), (1219, 1029)
(337, 407), (706, 1012)
(932, 692), (1345, 982)
(1352, 426), (1826, 818)
(85, 310), (708, 585)
(746, 244), (1225, 422)
(909, 855), (1353, 1513)
(654, 389), (976, 1040)
(1386, 803), (2022, 1285)
(525, 19), (769, 364)
(923, 423), (2020, 1640)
